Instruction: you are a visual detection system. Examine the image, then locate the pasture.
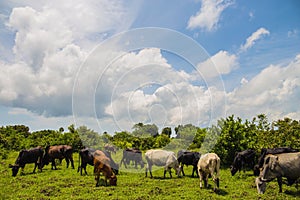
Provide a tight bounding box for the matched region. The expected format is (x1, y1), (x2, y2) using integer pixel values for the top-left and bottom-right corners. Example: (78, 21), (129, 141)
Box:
(1, 151), (299, 200)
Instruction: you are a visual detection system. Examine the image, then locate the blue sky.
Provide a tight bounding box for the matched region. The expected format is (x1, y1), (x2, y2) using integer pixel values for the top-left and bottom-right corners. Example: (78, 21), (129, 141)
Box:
(0, 0), (299, 133)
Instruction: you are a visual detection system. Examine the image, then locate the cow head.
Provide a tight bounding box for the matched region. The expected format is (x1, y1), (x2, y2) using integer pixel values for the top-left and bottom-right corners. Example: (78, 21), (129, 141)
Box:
(230, 165), (238, 176)
(255, 177), (267, 194)
(9, 164), (20, 177)
(230, 156), (241, 176)
(176, 165), (182, 177)
(260, 155), (280, 182)
(109, 174), (117, 186)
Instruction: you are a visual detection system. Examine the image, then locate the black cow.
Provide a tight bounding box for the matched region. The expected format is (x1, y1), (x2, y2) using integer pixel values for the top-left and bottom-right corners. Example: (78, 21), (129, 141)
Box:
(77, 148), (119, 175)
(230, 149), (256, 176)
(120, 148), (144, 169)
(253, 147), (299, 176)
(42, 145), (75, 170)
(177, 151), (200, 177)
(9, 146), (44, 176)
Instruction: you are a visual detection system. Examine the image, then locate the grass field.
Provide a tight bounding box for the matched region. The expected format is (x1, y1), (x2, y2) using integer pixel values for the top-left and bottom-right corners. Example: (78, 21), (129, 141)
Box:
(1, 151), (299, 200)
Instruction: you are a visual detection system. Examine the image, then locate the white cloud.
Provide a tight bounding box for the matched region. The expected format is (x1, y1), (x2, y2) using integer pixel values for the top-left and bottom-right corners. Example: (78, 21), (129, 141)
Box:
(0, 0), (140, 118)
(187, 0), (233, 31)
(228, 54), (300, 121)
(197, 50), (239, 78)
(240, 27), (270, 52)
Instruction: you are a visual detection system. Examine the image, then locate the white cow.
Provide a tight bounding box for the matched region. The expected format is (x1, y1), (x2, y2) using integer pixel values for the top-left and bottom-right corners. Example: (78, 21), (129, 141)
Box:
(197, 153), (220, 192)
(145, 149), (181, 178)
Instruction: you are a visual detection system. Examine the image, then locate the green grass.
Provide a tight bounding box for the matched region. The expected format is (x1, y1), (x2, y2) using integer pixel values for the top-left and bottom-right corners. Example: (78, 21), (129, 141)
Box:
(1, 152), (299, 200)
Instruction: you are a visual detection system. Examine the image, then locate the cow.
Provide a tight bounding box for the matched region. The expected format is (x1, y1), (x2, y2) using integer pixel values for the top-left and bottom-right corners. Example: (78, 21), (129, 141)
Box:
(197, 153), (220, 192)
(256, 152), (300, 194)
(104, 144), (117, 154)
(120, 148), (144, 169)
(177, 151), (200, 177)
(78, 148), (119, 175)
(9, 146), (44, 176)
(230, 149), (256, 176)
(42, 145), (74, 170)
(177, 149), (190, 159)
(93, 150), (117, 186)
(145, 149), (181, 178)
(254, 147), (298, 176)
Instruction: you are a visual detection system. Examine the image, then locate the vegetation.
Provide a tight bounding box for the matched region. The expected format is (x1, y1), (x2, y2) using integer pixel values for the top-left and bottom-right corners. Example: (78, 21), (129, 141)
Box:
(1, 152), (300, 199)
(1, 114), (300, 199)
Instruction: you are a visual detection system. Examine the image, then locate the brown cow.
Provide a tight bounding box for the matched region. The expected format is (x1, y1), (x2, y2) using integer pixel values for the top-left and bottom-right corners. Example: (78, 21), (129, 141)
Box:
(93, 150), (117, 186)
(42, 145), (74, 170)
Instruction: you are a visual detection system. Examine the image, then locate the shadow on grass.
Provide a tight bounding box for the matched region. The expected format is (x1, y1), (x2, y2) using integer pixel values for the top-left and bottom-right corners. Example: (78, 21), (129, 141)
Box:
(284, 190), (300, 196)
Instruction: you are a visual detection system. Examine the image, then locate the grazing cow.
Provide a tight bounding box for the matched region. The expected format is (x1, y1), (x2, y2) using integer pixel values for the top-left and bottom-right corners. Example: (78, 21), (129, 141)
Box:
(120, 148), (144, 169)
(43, 145), (74, 170)
(78, 148), (119, 175)
(93, 150), (117, 186)
(256, 152), (300, 194)
(177, 149), (190, 159)
(230, 149), (256, 176)
(104, 144), (117, 154)
(197, 153), (220, 192)
(145, 149), (181, 178)
(9, 146), (44, 176)
(177, 151), (200, 177)
(254, 147), (298, 176)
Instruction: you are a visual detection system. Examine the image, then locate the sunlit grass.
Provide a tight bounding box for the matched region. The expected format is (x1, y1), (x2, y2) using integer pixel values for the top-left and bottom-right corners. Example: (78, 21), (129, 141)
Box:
(1, 152), (299, 199)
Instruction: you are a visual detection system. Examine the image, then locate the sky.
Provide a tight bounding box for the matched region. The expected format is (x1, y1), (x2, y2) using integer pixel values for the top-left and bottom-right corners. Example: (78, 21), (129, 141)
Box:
(0, 0), (299, 134)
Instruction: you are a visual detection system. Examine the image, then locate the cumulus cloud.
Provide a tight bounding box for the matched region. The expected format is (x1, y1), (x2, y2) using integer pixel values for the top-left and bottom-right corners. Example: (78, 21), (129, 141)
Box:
(240, 27), (270, 52)
(85, 48), (226, 131)
(196, 50), (239, 78)
(187, 0), (233, 31)
(228, 54), (300, 121)
(0, 0), (140, 118)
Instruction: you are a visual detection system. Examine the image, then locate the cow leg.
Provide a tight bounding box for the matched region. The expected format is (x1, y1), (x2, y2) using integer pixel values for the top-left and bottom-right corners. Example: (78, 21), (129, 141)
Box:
(181, 165), (185, 176)
(277, 177), (283, 193)
(204, 174), (208, 188)
(80, 163), (87, 175)
(95, 174), (100, 187)
(169, 168), (172, 178)
(33, 163), (37, 173)
(52, 160), (57, 170)
(69, 156), (74, 169)
(199, 170), (203, 189)
(65, 158), (70, 168)
(149, 165), (153, 178)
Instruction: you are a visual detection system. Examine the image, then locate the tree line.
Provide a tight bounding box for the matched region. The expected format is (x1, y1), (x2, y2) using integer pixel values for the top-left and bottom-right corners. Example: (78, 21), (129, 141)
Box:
(1, 114), (299, 165)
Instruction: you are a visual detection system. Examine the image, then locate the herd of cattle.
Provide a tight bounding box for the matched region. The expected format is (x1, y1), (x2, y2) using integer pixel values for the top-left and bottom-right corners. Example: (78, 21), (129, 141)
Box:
(8, 145), (300, 194)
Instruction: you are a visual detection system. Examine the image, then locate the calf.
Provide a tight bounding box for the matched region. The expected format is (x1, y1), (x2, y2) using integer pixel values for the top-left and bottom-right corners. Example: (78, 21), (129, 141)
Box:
(254, 147), (298, 176)
(43, 145), (74, 170)
(93, 150), (117, 186)
(120, 148), (144, 169)
(197, 153), (220, 192)
(145, 149), (181, 178)
(177, 151), (200, 177)
(230, 149), (256, 176)
(256, 152), (300, 194)
(78, 148), (119, 175)
(9, 146), (44, 176)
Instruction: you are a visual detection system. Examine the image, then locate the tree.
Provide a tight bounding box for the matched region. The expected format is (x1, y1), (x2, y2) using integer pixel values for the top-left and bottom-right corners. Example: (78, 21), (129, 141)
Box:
(132, 123), (159, 138)
(161, 127), (172, 138)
